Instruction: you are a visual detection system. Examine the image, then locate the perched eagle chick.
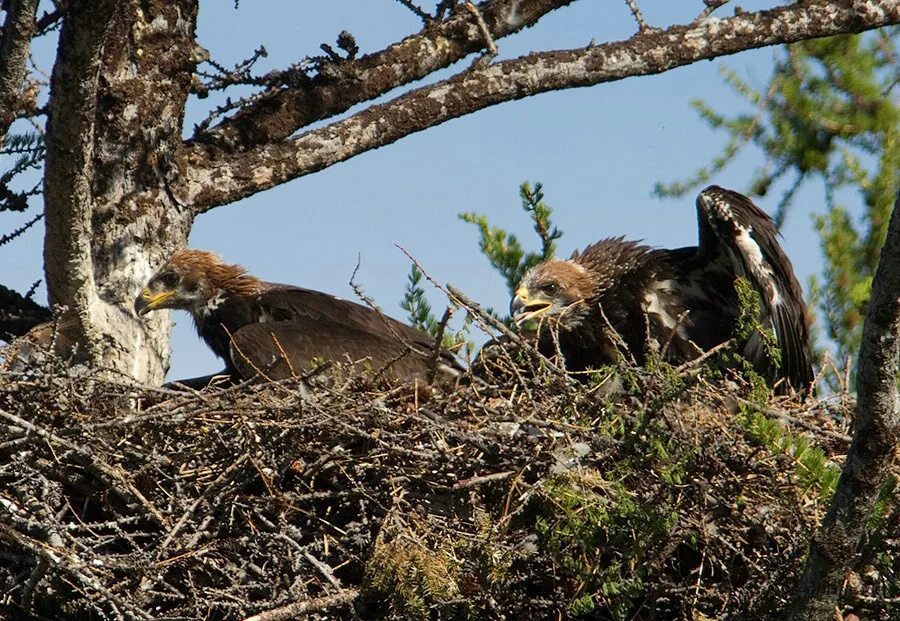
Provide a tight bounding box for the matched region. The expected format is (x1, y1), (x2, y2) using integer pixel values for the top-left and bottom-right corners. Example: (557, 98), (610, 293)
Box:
(508, 186), (813, 392)
(135, 249), (461, 384)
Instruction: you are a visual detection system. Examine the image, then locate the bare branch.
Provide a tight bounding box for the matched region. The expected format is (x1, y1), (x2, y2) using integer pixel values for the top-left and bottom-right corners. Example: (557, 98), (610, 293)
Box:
(694, 0), (729, 24)
(189, 0), (574, 149)
(789, 191), (900, 618)
(0, 0), (39, 146)
(395, 0), (433, 24)
(178, 0), (899, 212)
(34, 7), (64, 36)
(465, 1), (499, 62)
(0, 211), (41, 246)
(193, 46), (267, 96)
(623, 0), (650, 33)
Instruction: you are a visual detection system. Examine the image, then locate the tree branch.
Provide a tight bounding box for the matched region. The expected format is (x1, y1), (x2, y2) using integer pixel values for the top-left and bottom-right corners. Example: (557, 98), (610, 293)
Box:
(42, 0), (118, 362)
(178, 0), (899, 212)
(0, 0), (39, 147)
(789, 191), (900, 618)
(189, 0), (574, 150)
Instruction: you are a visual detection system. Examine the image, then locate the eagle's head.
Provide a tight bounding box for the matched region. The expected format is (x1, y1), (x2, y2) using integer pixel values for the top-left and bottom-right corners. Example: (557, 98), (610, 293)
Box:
(510, 260), (597, 330)
(134, 249), (261, 318)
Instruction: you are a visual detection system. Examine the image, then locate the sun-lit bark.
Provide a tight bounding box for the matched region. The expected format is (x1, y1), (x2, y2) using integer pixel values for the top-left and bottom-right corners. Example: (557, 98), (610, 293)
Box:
(176, 0), (899, 212)
(789, 192), (900, 619)
(191, 0), (575, 150)
(43, 0), (200, 382)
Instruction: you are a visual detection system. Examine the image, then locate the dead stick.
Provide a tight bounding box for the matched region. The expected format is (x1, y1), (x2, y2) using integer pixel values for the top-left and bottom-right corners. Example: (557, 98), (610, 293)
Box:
(241, 589), (359, 621)
(453, 470), (516, 490)
(0, 407), (168, 527)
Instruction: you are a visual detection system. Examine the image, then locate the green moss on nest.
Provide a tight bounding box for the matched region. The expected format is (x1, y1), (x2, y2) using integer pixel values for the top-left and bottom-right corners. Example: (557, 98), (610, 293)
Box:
(534, 468), (677, 619)
(365, 535), (463, 619)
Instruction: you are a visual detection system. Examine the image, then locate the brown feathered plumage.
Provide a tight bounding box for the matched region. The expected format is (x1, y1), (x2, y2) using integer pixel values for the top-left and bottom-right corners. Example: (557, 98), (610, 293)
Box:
(506, 186), (813, 392)
(135, 249), (461, 384)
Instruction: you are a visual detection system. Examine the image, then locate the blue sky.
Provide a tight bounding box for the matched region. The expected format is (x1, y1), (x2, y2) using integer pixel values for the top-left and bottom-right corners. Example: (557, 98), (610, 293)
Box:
(0, 1), (866, 378)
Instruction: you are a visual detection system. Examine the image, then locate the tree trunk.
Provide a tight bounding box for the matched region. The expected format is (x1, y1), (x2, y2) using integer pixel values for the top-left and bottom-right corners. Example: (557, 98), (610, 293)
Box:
(43, 0), (200, 383)
(789, 191), (900, 618)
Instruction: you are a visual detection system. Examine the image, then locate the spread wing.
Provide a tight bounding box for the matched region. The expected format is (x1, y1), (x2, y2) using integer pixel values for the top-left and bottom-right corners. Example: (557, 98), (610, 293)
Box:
(232, 285), (461, 381)
(694, 186), (813, 390)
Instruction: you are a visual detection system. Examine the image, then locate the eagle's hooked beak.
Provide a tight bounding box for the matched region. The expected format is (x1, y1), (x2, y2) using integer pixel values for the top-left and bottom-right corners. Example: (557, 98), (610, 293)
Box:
(134, 288), (174, 317)
(510, 286), (552, 326)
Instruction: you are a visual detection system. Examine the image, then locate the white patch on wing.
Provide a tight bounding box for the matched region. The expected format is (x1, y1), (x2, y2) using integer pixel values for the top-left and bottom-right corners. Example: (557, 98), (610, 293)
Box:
(700, 191), (737, 225)
(733, 226), (782, 307)
(438, 362), (461, 377)
(643, 279), (679, 331)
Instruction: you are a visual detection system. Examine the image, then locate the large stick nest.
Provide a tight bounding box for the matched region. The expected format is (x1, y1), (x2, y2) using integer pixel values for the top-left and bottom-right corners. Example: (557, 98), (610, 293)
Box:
(0, 349), (897, 620)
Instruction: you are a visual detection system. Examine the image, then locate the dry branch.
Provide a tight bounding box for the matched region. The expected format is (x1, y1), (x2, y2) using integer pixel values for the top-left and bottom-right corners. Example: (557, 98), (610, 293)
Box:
(189, 0), (573, 150)
(241, 589), (360, 621)
(177, 0), (900, 212)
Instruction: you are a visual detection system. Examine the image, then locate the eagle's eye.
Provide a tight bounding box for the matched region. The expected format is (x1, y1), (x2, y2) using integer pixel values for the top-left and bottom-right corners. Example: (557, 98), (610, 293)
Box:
(158, 272), (180, 289)
(540, 283), (560, 297)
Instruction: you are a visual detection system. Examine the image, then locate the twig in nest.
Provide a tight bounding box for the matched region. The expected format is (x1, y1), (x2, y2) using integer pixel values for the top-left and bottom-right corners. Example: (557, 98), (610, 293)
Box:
(395, 245), (566, 378)
(348, 255), (432, 361)
(0, 522), (153, 620)
(427, 306), (454, 384)
(157, 454), (250, 553)
(0, 407), (168, 527)
(446, 284), (569, 379)
(241, 589), (359, 621)
(597, 301), (637, 367)
(674, 338), (734, 375)
(225, 325), (277, 385)
(659, 310), (690, 360)
(453, 470), (516, 490)
(270, 332), (296, 377)
(303, 551), (342, 588)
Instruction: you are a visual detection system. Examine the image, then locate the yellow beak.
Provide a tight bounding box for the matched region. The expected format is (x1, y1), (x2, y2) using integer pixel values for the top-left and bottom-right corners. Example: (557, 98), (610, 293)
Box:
(510, 286), (552, 325)
(134, 288), (174, 316)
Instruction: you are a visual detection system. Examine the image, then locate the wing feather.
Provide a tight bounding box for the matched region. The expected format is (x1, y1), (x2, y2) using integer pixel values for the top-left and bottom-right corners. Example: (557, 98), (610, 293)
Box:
(240, 285), (461, 379)
(695, 186), (813, 390)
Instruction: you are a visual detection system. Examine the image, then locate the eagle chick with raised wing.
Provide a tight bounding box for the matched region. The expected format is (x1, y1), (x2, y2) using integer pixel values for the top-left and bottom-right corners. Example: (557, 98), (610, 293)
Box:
(508, 186), (813, 392)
